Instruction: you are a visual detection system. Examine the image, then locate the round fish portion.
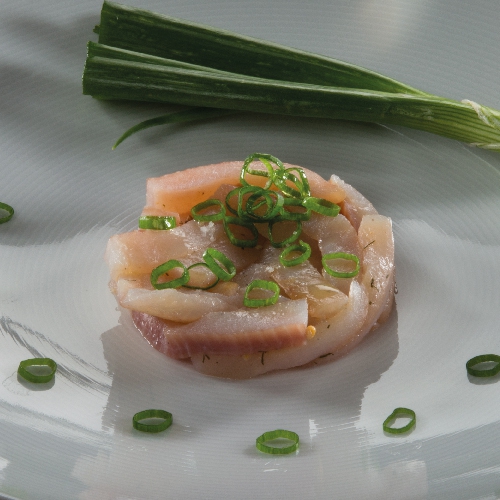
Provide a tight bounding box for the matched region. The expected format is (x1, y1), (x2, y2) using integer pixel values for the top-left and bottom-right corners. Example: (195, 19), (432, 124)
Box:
(105, 160), (395, 378)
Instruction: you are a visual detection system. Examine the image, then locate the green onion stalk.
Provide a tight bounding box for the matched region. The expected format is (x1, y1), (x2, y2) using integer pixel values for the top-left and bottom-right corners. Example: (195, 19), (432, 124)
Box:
(83, 1), (500, 151)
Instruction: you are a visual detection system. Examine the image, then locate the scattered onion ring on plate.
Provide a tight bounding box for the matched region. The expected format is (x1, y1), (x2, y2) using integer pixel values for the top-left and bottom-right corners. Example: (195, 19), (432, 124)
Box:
(466, 354), (500, 377)
(132, 409), (173, 433)
(17, 358), (57, 384)
(0, 202), (14, 224)
(382, 407), (416, 434)
(255, 429), (299, 454)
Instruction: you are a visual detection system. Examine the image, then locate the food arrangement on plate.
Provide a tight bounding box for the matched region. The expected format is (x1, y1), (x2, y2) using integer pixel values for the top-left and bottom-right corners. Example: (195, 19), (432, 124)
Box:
(105, 154), (395, 378)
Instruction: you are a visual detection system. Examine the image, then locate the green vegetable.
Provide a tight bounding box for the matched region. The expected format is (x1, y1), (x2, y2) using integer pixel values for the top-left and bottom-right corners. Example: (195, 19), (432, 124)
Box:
(383, 408), (416, 434)
(18, 358), (57, 384)
(150, 259), (189, 289)
(466, 354), (500, 377)
(223, 216), (259, 248)
(279, 241), (312, 267)
(202, 248), (236, 281)
(83, 1), (500, 150)
(244, 280), (280, 308)
(132, 409), (173, 433)
(138, 215), (176, 230)
(303, 197), (340, 217)
(256, 429), (299, 454)
(322, 252), (360, 278)
(184, 262), (219, 290)
(191, 199), (226, 222)
(0, 202), (14, 224)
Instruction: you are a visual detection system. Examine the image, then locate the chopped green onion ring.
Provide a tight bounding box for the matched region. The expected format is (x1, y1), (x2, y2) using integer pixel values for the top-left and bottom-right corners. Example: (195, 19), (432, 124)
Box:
(466, 354), (500, 377)
(0, 202), (14, 224)
(225, 187), (241, 216)
(223, 216), (259, 247)
(281, 197), (311, 221)
(202, 248), (237, 281)
(383, 408), (416, 434)
(132, 409), (173, 433)
(191, 199), (225, 222)
(244, 279), (280, 307)
(240, 153), (284, 189)
(279, 241), (312, 267)
(18, 358), (57, 384)
(139, 215), (177, 230)
(184, 262), (219, 289)
(274, 168), (309, 199)
(322, 252), (360, 278)
(244, 188), (284, 221)
(150, 259), (189, 289)
(256, 429), (299, 454)
(302, 197), (340, 217)
(268, 218), (302, 248)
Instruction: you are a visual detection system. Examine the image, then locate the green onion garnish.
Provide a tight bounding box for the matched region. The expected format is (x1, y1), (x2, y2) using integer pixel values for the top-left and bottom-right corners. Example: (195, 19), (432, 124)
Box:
(241, 187), (284, 221)
(255, 429), (299, 454)
(244, 279), (280, 307)
(184, 262), (219, 290)
(383, 408), (416, 434)
(202, 248), (236, 281)
(138, 215), (176, 230)
(322, 252), (360, 278)
(132, 409), (173, 433)
(240, 153), (284, 189)
(281, 197), (311, 221)
(223, 216), (259, 247)
(17, 358), (57, 384)
(268, 218), (302, 248)
(150, 259), (189, 289)
(274, 167), (310, 199)
(466, 354), (500, 377)
(302, 197), (340, 217)
(279, 241), (312, 267)
(225, 187), (241, 216)
(0, 202), (14, 224)
(191, 199), (225, 222)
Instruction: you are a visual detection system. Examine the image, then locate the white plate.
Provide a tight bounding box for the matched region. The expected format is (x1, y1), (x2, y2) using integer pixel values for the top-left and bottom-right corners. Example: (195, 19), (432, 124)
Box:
(2, 1), (500, 499)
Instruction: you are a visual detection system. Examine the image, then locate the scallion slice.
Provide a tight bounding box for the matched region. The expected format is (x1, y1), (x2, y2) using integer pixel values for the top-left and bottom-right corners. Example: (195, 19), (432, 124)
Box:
(239, 186), (284, 221)
(150, 259), (189, 289)
(303, 197), (340, 217)
(322, 252), (360, 278)
(240, 153), (284, 189)
(256, 429), (299, 454)
(139, 215), (176, 229)
(279, 241), (311, 267)
(132, 409), (173, 433)
(202, 248), (236, 281)
(225, 187), (241, 216)
(274, 167), (310, 199)
(281, 198), (311, 221)
(184, 262), (219, 290)
(0, 202), (14, 224)
(383, 408), (416, 434)
(268, 218), (302, 248)
(223, 216), (259, 247)
(191, 199), (225, 222)
(244, 279), (280, 307)
(18, 358), (57, 384)
(466, 354), (500, 377)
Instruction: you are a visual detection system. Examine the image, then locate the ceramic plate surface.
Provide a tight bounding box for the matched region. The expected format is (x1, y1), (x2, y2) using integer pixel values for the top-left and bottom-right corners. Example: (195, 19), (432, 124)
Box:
(2, 1), (500, 499)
